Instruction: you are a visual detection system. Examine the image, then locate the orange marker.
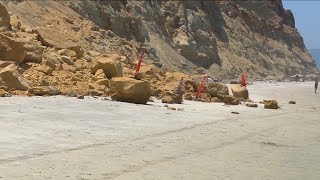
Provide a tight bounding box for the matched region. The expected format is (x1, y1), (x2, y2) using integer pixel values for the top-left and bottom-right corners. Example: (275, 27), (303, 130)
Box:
(134, 48), (145, 78)
(241, 71), (246, 87)
(196, 75), (207, 98)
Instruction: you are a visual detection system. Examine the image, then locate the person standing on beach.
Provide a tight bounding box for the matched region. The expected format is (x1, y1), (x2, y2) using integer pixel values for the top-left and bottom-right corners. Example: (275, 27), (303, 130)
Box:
(315, 77), (319, 93)
(295, 75), (299, 82)
(176, 77), (184, 95)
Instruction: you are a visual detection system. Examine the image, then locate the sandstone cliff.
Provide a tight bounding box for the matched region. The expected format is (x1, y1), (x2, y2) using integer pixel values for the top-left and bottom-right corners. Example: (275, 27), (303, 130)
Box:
(0, 0), (318, 80)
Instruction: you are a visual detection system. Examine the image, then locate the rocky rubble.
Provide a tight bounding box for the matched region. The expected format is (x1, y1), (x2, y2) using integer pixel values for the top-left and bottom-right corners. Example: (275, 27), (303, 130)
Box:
(0, 1), (317, 107)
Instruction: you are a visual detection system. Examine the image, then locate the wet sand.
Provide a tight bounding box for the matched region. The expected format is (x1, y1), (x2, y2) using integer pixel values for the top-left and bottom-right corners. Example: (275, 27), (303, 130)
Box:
(0, 82), (319, 180)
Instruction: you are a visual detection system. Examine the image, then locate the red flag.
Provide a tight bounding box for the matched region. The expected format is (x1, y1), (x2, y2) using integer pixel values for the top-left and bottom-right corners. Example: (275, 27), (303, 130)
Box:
(134, 48), (145, 77)
(196, 75), (207, 98)
(241, 72), (246, 86)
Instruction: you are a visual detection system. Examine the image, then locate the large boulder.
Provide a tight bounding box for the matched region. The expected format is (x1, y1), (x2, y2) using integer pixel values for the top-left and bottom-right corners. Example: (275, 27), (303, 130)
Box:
(0, 33), (26, 63)
(223, 95), (240, 105)
(0, 4), (10, 30)
(110, 77), (151, 104)
(231, 84), (249, 100)
(162, 92), (183, 104)
(90, 55), (123, 79)
(24, 41), (44, 63)
(206, 83), (229, 97)
(0, 65), (30, 91)
(42, 52), (63, 70)
(35, 27), (82, 57)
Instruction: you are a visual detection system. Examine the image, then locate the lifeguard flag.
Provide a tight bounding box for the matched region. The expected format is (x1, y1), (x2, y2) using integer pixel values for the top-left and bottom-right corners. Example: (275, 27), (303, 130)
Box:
(241, 72), (246, 86)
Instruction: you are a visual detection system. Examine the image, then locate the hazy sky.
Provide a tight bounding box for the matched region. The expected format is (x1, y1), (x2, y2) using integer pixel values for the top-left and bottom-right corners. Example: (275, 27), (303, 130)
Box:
(283, 1), (320, 50)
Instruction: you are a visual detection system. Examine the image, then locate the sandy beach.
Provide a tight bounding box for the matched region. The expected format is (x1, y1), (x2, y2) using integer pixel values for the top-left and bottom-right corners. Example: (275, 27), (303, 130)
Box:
(0, 82), (319, 180)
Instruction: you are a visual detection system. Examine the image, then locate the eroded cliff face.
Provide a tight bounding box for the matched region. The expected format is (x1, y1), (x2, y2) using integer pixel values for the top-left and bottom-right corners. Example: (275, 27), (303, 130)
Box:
(1, 0), (318, 79)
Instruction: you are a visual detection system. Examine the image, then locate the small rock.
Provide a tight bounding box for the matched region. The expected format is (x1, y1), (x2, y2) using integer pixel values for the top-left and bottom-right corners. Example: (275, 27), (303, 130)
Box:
(77, 95), (84, 99)
(184, 93), (193, 101)
(61, 56), (74, 65)
(96, 79), (109, 86)
(0, 93), (12, 97)
(231, 111), (240, 114)
(246, 103), (258, 108)
(94, 69), (106, 80)
(66, 91), (78, 97)
(167, 107), (176, 111)
(40, 80), (50, 86)
(289, 101), (296, 104)
(263, 100), (279, 109)
(148, 97), (154, 102)
(230, 80), (240, 84)
(36, 65), (54, 75)
(62, 64), (77, 73)
(164, 104), (169, 108)
(134, 73), (142, 80)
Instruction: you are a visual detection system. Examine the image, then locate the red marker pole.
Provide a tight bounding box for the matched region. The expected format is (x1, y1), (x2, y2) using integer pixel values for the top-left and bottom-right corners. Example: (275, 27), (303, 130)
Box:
(134, 48), (145, 78)
(196, 75), (207, 99)
(241, 71), (246, 87)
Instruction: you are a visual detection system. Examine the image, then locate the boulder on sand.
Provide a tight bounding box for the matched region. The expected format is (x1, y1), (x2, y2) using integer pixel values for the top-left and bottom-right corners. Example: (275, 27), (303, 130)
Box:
(231, 84), (249, 100)
(90, 54), (123, 79)
(264, 100), (279, 109)
(223, 95), (240, 105)
(0, 65), (30, 91)
(31, 86), (61, 96)
(110, 77), (151, 104)
(162, 91), (183, 104)
(206, 83), (229, 97)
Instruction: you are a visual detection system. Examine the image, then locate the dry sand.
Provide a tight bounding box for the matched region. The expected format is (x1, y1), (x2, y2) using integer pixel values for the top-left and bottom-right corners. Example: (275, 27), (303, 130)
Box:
(0, 82), (319, 180)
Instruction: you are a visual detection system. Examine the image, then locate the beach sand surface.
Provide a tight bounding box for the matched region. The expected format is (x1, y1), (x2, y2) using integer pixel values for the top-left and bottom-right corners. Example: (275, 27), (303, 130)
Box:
(0, 82), (319, 180)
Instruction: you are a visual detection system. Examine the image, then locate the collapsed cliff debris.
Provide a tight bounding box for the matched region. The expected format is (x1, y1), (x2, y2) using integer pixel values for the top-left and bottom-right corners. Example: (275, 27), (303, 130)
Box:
(0, 1), (318, 105)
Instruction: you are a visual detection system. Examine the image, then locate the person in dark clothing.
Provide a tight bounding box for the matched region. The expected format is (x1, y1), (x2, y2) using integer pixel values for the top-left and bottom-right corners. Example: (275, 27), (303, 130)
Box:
(295, 75), (299, 82)
(315, 77), (319, 93)
(176, 77), (184, 95)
